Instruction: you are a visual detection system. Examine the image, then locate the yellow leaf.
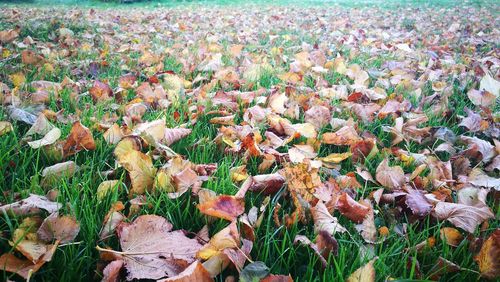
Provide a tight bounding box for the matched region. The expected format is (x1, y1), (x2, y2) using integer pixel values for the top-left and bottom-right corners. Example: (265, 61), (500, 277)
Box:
(347, 259), (376, 282)
(10, 72), (25, 87)
(97, 180), (121, 201)
(318, 152), (352, 166)
(0, 121), (13, 136)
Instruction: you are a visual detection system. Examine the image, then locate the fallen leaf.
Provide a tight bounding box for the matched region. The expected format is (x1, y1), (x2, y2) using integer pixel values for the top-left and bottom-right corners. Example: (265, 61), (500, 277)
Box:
(0, 194), (61, 216)
(37, 213), (80, 244)
(0, 121), (13, 136)
(336, 192), (370, 223)
(102, 260), (124, 282)
(197, 195), (245, 221)
(474, 229), (500, 279)
(112, 215), (202, 280)
(322, 126), (361, 146)
(63, 121), (96, 157)
(405, 189), (433, 217)
(311, 202), (346, 234)
(118, 149), (157, 196)
(89, 80), (113, 102)
(432, 202), (494, 233)
(159, 260), (213, 282)
(27, 127), (61, 149)
(347, 259), (376, 282)
(439, 227), (464, 247)
(375, 159), (405, 190)
(164, 128), (192, 146)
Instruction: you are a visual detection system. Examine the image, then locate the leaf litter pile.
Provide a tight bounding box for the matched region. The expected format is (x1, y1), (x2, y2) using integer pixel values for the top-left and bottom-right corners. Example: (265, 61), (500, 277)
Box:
(0, 4), (499, 282)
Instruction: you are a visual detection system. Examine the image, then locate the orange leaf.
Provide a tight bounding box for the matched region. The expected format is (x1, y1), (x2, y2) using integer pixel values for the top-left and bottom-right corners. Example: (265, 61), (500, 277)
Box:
(474, 230), (500, 279)
(63, 121), (96, 157)
(197, 195), (245, 221)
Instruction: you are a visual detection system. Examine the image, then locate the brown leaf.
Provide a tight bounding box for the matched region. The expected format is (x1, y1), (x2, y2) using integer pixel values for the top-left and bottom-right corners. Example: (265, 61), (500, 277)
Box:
(321, 126), (361, 146)
(37, 213), (80, 244)
(293, 235), (328, 268)
(164, 128), (192, 146)
(159, 260), (213, 282)
(461, 136), (495, 163)
(0, 194), (61, 216)
(474, 229), (500, 279)
(114, 215), (202, 280)
(375, 159), (405, 190)
(428, 257), (460, 280)
(311, 202), (347, 234)
(405, 189), (433, 217)
(0, 253), (38, 279)
(21, 50), (43, 65)
(304, 105), (331, 130)
(347, 259), (376, 282)
(468, 168), (500, 190)
(249, 173), (285, 195)
(103, 124), (124, 145)
(89, 80), (113, 102)
(118, 149), (157, 196)
(197, 195), (245, 221)
(355, 200), (377, 243)
(102, 260), (124, 282)
(336, 192), (370, 223)
(63, 121), (96, 157)
(0, 28), (19, 44)
(432, 202), (494, 233)
(316, 230), (338, 258)
(439, 227), (464, 247)
(350, 139), (377, 163)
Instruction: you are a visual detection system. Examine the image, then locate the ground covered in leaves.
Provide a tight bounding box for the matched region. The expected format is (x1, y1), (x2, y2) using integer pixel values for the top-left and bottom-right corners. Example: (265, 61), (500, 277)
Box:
(0, 3), (499, 282)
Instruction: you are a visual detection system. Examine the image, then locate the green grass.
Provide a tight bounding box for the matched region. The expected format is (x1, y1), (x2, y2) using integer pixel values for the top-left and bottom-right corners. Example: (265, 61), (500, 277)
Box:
(1, 2), (499, 282)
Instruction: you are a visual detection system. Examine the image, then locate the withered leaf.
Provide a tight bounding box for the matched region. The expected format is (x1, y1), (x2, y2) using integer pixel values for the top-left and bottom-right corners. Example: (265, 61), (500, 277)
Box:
(474, 229), (500, 279)
(432, 202), (494, 233)
(114, 215), (202, 280)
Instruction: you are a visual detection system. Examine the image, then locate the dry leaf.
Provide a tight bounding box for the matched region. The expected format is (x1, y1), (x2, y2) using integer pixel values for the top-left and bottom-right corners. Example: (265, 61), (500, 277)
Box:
(439, 227), (463, 247)
(37, 213), (80, 244)
(347, 259), (376, 282)
(113, 215), (202, 280)
(432, 202), (494, 233)
(375, 159), (405, 190)
(474, 229), (500, 279)
(63, 121), (96, 157)
(197, 195), (245, 221)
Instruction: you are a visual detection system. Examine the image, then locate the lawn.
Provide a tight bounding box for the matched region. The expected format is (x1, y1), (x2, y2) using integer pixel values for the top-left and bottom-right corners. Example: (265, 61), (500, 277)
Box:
(0, 0), (499, 281)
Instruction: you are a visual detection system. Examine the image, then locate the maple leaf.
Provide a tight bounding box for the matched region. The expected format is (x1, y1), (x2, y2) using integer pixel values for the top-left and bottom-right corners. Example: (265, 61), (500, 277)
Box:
(102, 215), (203, 280)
